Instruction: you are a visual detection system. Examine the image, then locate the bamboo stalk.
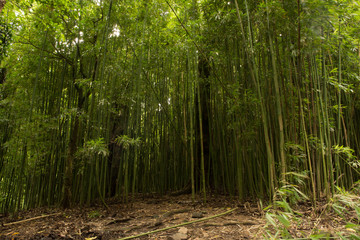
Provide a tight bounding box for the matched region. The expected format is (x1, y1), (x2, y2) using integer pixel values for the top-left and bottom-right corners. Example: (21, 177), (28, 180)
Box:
(3, 213), (61, 226)
(118, 208), (238, 240)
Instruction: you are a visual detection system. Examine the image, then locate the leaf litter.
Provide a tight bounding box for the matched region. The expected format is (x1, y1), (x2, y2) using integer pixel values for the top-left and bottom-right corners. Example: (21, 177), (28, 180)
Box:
(0, 194), (356, 239)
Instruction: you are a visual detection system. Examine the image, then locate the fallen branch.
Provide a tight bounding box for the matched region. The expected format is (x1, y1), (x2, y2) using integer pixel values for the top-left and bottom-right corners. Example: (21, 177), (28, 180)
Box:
(118, 207), (238, 240)
(3, 213), (61, 226)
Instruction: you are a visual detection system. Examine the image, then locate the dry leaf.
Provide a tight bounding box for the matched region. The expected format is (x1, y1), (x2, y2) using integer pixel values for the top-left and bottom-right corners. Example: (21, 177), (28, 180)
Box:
(200, 228), (209, 238)
(178, 227), (188, 234)
(169, 232), (187, 240)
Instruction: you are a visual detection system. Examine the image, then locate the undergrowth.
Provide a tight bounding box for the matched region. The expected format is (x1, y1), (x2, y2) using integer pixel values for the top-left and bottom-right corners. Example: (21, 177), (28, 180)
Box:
(263, 174), (360, 239)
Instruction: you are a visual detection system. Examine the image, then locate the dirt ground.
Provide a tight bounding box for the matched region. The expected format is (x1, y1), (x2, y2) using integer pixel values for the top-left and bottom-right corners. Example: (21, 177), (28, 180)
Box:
(0, 194), (356, 239)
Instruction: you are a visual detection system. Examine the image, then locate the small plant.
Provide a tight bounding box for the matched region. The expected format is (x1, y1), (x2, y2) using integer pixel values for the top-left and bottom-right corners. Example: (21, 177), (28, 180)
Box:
(88, 210), (101, 218)
(263, 181), (360, 239)
(114, 135), (141, 149)
(332, 145), (360, 171)
(263, 172), (308, 239)
(329, 184), (360, 239)
(77, 138), (109, 160)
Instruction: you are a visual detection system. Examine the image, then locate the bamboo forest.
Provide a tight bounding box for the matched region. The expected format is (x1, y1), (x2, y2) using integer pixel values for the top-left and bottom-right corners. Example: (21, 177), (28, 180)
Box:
(1, 0), (360, 238)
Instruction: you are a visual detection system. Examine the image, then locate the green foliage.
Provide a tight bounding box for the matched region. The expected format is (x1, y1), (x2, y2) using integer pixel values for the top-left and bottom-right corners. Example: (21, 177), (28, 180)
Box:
(77, 138), (109, 160)
(88, 210), (101, 218)
(0, 17), (12, 62)
(328, 185), (360, 238)
(264, 182), (360, 239)
(285, 143), (307, 171)
(333, 145), (360, 169)
(115, 135), (141, 149)
(263, 172), (309, 238)
(1, 0), (360, 213)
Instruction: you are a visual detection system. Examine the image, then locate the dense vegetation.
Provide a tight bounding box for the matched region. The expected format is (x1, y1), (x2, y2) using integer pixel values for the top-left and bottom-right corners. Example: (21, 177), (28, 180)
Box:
(0, 0), (360, 213)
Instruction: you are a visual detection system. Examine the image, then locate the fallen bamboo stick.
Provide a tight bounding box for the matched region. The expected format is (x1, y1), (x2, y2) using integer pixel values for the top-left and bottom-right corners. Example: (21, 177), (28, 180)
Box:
(118, 207), (238, 240)
(2, 213), (61, 226)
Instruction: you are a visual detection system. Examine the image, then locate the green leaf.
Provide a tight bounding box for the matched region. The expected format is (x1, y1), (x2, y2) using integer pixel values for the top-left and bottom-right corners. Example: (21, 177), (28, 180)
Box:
(265, 213), (277, 227)
(276, 214), (290, 228)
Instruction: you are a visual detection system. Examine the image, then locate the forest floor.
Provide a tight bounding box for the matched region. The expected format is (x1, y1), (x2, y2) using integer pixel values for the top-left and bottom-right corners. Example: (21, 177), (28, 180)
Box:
(0, 194), (357, 239)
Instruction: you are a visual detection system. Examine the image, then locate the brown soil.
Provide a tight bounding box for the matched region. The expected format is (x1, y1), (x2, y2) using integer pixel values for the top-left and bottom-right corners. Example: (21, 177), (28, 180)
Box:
(0, 194), (356, 239)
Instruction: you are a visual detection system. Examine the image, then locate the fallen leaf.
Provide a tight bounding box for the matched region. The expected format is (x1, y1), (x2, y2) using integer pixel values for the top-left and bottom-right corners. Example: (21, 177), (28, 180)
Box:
(178, 227), (188, 234)
(169, 232), (187, 240)
(200, 228), (209, 238)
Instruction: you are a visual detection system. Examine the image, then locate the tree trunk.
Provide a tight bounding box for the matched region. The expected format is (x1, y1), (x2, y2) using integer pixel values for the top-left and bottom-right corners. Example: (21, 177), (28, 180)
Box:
(62, 90), (85, 208)
(0, 68), (6, 84)
(108, 104), (129, 197)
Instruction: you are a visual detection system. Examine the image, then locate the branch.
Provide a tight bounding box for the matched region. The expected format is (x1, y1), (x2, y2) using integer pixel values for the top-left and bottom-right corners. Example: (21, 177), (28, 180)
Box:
(17, 39), (73, 65)
(2, 213), (61, 226)
(118, 207), (238, 240)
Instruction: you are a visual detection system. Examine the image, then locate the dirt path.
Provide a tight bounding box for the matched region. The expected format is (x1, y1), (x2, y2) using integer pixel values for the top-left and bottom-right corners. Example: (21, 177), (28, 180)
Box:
(0, 194), (353, 239)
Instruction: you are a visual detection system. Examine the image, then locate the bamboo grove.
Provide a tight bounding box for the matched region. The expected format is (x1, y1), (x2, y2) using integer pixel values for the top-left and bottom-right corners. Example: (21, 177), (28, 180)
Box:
(0, 0), (360, 213)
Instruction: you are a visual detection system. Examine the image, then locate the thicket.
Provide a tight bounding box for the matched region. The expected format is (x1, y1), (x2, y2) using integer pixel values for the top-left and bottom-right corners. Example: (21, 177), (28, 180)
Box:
(0, 0), (360, 213)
